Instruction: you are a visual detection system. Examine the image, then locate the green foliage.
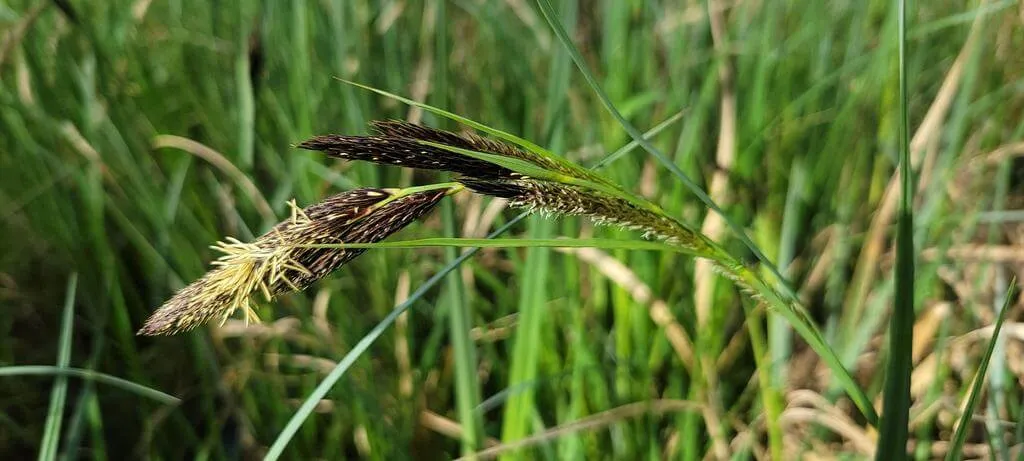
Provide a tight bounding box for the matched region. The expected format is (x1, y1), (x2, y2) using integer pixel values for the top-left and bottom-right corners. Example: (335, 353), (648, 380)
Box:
(1, 1), (1021, 459)
(38, 275), (77, 461)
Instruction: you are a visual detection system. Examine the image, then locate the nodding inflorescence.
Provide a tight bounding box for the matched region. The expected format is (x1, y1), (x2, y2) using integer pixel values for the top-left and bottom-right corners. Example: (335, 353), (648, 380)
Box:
(138, 187), (450, 336)
(145, 119), (710, 335)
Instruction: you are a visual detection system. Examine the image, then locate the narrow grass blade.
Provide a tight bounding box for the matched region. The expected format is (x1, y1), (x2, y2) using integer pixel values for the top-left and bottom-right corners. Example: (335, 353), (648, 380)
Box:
(38, 274), (78, 461)
(442, 199), (484, 454)
(0, 366), (179, 405)
(532, 0), (799, 303)
(593, 112), (683, 169)
(501, 217), (554, 448)
(742, 305), (783, 461)
(235, 4), (255, 169)
(877, 0), (915, 457)
(945, 278), (1016, 461)
(415, 140), (567, 183)
(304, 238), (699, 255)
(337, 79), (553, 159)
(770, 160), (807, 386)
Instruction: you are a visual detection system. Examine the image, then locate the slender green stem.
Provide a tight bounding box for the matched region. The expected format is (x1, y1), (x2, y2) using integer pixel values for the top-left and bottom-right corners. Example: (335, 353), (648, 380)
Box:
(500, 218), (554, 454)
(390, 181), (464, 196)
(877, 0), (915, 458)
(370, 182), (464, 211)
(945, 278), (1016, 461)
(742, 304), (783, 461)
(38, 274), (78, 461)
(442, 199), (484, 454)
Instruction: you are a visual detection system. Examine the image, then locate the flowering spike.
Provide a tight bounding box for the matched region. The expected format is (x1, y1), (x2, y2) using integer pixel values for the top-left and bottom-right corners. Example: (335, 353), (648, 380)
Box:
(138, 187), (450, 336)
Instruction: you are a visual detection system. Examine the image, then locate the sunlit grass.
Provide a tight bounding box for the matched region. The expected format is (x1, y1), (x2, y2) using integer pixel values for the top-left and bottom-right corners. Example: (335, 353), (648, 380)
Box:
(1, 1), (1022, 459)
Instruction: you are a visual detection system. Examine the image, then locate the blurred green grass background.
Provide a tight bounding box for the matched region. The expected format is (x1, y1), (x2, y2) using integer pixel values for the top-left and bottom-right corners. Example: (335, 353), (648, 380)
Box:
(2, 0), (1023, 459)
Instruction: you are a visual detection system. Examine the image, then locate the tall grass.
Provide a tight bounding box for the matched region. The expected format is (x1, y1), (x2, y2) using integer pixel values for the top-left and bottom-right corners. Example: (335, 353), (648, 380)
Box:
(1, 1), (1022, 459)
(876, 0), (915, 458)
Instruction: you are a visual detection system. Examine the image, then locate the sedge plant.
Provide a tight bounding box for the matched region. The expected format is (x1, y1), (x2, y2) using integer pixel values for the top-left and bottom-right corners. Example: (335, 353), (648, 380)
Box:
(139, 84), (877, 443)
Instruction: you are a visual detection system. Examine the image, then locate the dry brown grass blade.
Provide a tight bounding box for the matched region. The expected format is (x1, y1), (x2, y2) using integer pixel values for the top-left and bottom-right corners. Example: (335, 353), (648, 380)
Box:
(926, 440), (1010, 459)
(16, 51), (34, 104)
(911, 320), (1024, 410)
(60, 122), (112, 177)
(502, 0), (550, 51)
(922, 244), (1024, 263)
(781, 390), (875, 456)
(404, 2), (436, 126)
(557, 247), (695, 368)
(0, 3), (47, 68)
(264, 353), (337, 374)
(311, 288), (332, 337)
(694, 0), (738, 329)
(801, 227), (837, 300)
(153, 134), (275, 221)
(394, 271), (414, 398)
(911, 302), (952, 365)
(455, 400), (703, 460)
(131, 0), (155, 20)
(420, 410), (501, 448)
(469, 314), (517, 343)
(217, 317), (303, 339)
(284, 398), (334, 414)
(462, 195), (508, 239)
(972, 141), (1024, 166)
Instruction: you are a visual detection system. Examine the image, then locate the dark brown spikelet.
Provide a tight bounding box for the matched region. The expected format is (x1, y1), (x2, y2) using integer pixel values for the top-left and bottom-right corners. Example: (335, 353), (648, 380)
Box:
(369, 121), (624, 187)
(299, 120), (595, 182)
(299, 121), (517, 179)
(138, 187), (450, 336)
(454, 177), (531, 200)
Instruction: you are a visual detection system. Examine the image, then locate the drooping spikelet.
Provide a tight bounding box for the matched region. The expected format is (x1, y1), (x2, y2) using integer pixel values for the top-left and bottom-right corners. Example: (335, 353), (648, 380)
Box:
(138, 187), (450, 336)
(299, 120), (614, 185)
(299, 120), (520, 179)
(456, 177), (712, 251)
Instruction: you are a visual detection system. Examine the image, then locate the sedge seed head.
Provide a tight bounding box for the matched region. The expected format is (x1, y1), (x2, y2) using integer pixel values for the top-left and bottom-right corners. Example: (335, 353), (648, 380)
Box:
(138, 187), (449, 336)
(457, 177), (709, 251)
(299, 120), (595, 181)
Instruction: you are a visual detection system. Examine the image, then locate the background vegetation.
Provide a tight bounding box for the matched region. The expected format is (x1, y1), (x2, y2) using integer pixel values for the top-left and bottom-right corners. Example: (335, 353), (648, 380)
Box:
(2, 0), (1023, 459)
